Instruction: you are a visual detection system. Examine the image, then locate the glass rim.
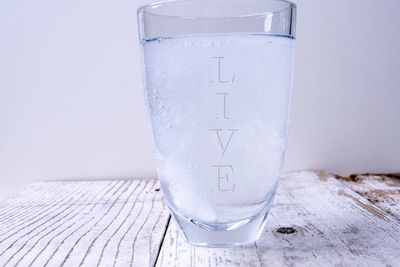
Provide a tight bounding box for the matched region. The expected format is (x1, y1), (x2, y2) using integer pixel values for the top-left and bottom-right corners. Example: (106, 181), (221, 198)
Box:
(137, 0), (296, 19)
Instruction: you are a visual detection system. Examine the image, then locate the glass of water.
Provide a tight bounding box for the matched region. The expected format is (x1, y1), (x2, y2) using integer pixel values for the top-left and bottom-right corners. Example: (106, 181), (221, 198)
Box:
(137, 0), (296, 246)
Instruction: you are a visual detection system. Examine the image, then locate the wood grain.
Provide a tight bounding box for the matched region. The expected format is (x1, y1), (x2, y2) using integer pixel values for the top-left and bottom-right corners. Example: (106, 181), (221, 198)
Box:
(0, 179), (170, 267)
(0, 172), (399, 267)
(335, 173), (400, 221)
(156, 171), (400, 267)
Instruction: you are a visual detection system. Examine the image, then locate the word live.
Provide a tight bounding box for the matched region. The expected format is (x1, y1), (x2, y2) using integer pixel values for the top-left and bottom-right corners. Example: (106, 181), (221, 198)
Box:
(209, 57), (237, 192)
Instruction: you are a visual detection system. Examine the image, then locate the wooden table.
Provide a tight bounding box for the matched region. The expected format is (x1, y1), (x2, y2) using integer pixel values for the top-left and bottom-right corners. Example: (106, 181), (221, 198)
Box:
(0, 171), (399, 266)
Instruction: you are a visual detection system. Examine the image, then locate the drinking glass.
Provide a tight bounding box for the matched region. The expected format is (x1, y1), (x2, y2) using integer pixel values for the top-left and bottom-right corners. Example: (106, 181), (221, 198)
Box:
(137, 0), (296, 246)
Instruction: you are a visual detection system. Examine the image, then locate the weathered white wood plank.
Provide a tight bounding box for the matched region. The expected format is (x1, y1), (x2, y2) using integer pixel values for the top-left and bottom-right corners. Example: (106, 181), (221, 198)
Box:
(5, 181), (117, 267)
(335, 173), (400, 221)
(0, 182), (71, 227)
(0, 181), (94, 236)
(156, 171), (400, 267)
(1, 172), (399, 267)
(0, 179), (170, 267)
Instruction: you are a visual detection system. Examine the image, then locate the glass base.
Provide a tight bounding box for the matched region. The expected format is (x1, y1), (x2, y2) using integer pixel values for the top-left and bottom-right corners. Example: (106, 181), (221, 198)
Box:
(170, 210), (269, 247)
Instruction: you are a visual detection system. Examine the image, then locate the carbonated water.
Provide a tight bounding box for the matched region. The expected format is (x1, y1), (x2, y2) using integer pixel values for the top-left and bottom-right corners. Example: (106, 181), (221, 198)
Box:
(141, 34), (295, 226)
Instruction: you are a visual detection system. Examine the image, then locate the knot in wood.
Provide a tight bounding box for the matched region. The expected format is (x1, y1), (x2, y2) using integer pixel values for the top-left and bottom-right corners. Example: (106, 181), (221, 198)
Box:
(276, 227), (296, 234)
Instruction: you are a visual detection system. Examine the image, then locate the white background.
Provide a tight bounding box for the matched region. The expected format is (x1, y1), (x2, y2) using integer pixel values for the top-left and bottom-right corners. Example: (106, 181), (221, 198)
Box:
(1, 0), (399, 200)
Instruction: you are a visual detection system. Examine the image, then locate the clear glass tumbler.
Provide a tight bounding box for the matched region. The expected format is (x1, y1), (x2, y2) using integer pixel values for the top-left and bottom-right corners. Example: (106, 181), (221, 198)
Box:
(137, 0), (296, 246)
